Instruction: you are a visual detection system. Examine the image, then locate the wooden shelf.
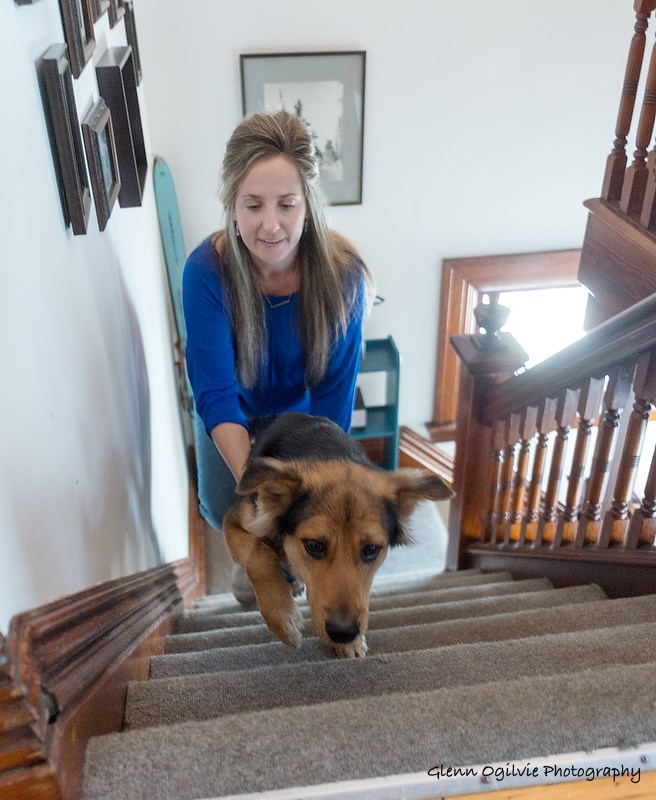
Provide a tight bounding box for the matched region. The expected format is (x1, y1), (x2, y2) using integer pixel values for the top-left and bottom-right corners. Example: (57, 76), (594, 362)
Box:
(352, 336), (400, 469)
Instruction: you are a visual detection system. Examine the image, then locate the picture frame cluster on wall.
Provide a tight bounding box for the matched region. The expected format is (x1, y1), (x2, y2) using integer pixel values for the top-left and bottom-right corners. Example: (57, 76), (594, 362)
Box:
(241, 51), (366, 205)
(25, 0), (145, 234)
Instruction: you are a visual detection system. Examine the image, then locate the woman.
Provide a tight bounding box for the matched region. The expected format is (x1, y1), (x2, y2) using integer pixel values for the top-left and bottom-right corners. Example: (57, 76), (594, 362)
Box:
(182, 110), (373, 601)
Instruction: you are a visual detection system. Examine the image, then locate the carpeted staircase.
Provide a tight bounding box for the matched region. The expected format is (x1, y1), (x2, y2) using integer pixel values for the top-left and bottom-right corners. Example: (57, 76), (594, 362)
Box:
(80, 568), (656, 799)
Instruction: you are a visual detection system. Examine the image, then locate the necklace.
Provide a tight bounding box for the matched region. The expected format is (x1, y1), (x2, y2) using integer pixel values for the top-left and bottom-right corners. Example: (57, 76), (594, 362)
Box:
(264, 292), (293, 309)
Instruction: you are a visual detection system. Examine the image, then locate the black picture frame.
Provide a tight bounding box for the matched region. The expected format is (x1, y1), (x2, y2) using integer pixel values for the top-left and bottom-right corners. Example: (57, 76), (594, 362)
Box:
(240, 51), (366, 205)
(91, 0), (110, 22)
(96, 46), (147, 207)
(57, 0), (95, 78)
(40, 44), (91, 235)
(124, 1), (142, 85)
(82, 98), (121, 231)
(107, 0), (125, 28)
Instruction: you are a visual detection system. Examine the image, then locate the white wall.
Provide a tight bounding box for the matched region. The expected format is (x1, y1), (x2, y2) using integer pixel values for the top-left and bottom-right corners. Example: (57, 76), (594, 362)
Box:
(136, 0), (629, 431)
(0, 1), (188, 633)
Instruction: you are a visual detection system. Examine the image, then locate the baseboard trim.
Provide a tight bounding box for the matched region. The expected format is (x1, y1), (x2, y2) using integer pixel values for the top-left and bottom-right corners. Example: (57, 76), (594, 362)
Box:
(2, 557), (198, 800)
(464, 545), (656, 598)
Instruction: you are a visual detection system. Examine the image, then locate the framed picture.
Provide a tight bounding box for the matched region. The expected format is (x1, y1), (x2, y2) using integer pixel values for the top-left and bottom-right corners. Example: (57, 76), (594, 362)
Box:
(108, 0), (125, 28)
(82, 98), (121, 231)
(40, 44), (91, 235)
(241, 51), (366, 205)
(124, 1), (142, 85)
(96, 46), (148, 207)
(91, 0), (109, 22)
(57, 0), (95, 78)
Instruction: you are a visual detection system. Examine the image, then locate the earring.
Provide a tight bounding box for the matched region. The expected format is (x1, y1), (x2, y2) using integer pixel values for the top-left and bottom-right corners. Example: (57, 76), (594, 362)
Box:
(235, 223), (241, 238)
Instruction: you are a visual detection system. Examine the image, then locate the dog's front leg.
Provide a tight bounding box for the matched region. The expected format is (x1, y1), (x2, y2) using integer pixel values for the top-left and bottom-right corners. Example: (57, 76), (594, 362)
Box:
(224, 511), (303, 647)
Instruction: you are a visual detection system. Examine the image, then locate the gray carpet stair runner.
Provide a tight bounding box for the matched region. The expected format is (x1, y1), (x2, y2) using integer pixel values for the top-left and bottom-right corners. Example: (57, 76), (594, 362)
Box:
(80, 568), (656, 799)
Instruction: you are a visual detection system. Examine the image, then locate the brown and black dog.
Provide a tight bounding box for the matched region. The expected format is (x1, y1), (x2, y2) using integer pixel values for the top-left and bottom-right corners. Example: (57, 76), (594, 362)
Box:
(224, 412), (454, 658)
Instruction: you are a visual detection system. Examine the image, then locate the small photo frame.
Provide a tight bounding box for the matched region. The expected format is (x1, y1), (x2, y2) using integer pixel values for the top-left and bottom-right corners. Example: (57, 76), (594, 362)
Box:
(40, 44), (91, 235)
(82, 98), (121, 231)
(91, 0), (110, 22)
(241, 51), (366, 206)
(57, 0), (95, 78)
(124, 1), (142, 85)
(108, 0), (125, 28)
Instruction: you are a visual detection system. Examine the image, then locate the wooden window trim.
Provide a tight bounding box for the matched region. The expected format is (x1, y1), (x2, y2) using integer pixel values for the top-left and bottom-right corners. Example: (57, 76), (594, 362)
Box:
(428, 249), (581, 441)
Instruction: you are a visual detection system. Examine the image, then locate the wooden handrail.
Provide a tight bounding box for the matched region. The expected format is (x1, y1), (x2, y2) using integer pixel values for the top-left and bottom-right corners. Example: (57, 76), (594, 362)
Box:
(449, 290), (656, 577)
(482, 291), (656, 424)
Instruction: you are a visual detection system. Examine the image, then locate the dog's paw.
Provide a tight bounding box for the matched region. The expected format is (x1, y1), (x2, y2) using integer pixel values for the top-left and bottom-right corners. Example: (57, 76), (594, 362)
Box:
(265, 603), (304, 648)
(334, 635), (368, 659)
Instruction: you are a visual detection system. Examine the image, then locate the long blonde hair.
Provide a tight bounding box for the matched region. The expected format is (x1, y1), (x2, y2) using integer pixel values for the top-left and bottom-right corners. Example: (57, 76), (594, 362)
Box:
(216, 110), (373, 388)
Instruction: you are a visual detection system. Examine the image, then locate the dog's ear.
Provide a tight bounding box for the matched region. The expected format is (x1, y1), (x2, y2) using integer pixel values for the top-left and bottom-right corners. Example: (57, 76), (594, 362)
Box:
(389, 469), (455, 516)
(237, 457), (302, 513)
(384, 469), (455, 546)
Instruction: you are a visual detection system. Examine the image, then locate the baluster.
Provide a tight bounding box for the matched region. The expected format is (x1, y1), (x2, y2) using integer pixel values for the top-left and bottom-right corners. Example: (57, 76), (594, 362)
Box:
(483, 420), (506, 543)
(575, 366), (634, 547)
(509, 406), (537, 543)
(522, 398), (557, 545)
(603, 2), (655, 202)
(604, 353), (656, 547)
(557, 377), (606, 545)
(627, 442), (656, 547)
(537, 389), (579, 546)
(620, 22), (656, 216)
(497, 414), (520, 544)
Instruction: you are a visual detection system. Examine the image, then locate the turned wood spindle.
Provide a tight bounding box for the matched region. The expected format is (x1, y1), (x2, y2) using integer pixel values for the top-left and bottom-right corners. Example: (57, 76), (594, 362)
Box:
(522, 397), (557, 545)
(603, 2), (654, 202)
(483, 420), (506, 543)
(557, 377), (606, 545)
(626, 441), (656, 547)
(509, 406), (537, 544)
(575, 366), (633, 547)
(496, 413), (519, 544)
(604, 353), (656, 547)
(537, 389), (579, 546)
(620, 23), (656, 216)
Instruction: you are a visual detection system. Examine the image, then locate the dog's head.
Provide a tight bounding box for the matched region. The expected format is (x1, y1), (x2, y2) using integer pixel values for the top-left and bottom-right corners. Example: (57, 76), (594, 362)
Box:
(237, 458), (454, 650)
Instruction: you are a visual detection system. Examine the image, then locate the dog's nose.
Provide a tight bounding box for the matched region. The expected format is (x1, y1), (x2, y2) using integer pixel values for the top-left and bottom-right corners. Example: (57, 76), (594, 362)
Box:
(325, 618), (360, 644)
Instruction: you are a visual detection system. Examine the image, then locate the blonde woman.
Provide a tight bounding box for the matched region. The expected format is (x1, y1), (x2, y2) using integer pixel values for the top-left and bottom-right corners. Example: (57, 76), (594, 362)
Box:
(183, 110), (373, 602)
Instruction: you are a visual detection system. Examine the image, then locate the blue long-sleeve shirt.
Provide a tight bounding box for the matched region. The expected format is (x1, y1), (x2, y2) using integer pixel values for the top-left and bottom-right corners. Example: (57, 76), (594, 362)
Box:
(182, 237), (365, 436)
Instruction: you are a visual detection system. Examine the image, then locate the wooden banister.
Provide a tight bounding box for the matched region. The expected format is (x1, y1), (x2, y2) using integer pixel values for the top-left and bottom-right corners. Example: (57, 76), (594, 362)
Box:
(449, 290), (656, 593)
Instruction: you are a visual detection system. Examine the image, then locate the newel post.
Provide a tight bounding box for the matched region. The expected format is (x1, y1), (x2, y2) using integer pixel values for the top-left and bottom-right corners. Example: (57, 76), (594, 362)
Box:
(446, 298), (528, 571)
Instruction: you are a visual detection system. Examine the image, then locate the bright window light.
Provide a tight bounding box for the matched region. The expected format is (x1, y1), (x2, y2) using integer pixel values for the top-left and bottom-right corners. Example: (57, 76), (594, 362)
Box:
(498, 286), (589, 369)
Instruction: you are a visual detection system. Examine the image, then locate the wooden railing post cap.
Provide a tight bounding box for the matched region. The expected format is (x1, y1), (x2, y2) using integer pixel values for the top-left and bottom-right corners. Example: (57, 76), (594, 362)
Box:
(450, 332), (528, 377)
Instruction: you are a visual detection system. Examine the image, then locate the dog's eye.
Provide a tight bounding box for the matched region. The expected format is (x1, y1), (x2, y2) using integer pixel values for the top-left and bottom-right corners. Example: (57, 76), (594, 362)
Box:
(361, 543), (382, 564)
(303, 539), (327, 559)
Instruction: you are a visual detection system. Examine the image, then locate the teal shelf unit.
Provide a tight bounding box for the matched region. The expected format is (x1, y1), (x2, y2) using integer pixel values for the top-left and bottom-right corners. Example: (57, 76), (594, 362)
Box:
(350, 336), (400, 470)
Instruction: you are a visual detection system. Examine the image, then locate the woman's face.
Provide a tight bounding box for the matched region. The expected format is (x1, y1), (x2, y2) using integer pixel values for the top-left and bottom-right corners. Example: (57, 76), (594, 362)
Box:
(233, 155), (307, 275)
